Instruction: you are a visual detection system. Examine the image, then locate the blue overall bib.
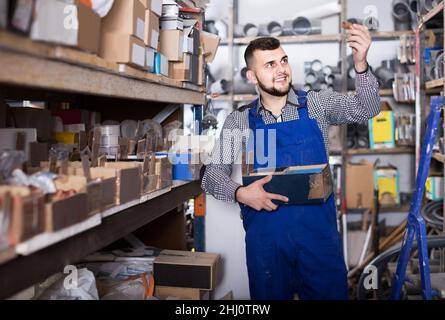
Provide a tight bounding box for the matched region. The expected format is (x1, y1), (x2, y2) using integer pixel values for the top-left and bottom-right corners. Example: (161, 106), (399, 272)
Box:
(240, 90), (348, 300)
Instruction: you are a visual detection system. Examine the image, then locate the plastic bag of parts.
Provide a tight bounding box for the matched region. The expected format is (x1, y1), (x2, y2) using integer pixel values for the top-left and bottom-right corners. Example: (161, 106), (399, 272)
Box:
(80, 261), (154, 280)
(36, 268), (99, 300)
(163, 121), (183, 150)
(97, 272), (154, 300)
(49, 144), (71, 161)
(0, 151), (26, 180)
(8, 170), (57, 195)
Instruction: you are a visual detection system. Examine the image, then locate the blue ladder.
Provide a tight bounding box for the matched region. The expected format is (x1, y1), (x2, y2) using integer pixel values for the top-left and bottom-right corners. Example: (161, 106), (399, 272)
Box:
(391, 96), (445, 300)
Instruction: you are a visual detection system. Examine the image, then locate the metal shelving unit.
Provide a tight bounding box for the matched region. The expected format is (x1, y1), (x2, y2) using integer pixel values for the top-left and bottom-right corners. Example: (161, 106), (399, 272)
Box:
(0, 3), (209, 298)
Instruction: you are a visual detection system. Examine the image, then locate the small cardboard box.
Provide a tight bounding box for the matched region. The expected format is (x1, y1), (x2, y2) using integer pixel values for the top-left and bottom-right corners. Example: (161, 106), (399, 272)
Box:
(160, 30), (184, 62)
(346, 160), (374, 209)
(30, 0), (101, 53)
(200, 31), (220, 63)
(104, 162), (142, 204)
(101, 0), (146, 41)
(154, 52), (169, 76)
(243, 164), (333, 205)
(139, 0), (163, 16)
(144, 10), (159, 49)
(46, 175), (89, 231)
(426, 176), (444, 201)
(155, 286), (210, 300)
(145, 46), (156, 73)
(369, 111), (395, 149)
(0, 186), (45, 245)
(375, 166), (400, 206)
(169, 53), (192, 81)
(154, 250), (222, 290)
(155, 155), (172, 189)
(100, 33), (146, 69)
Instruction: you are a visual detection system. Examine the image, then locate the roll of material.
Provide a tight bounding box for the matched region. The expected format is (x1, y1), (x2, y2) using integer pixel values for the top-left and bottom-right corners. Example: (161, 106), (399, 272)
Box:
(121, 120), (138, 140)
(392, 0), (412, 31)
(258, 21), (283, 37)
(162, 4), (179, 18)
(99, 125), (121, 137)
(303, 83), (313, 91)
(310, 59), (323, 72)
(305, 72), (319, 84)
(64, 124), (86, 133)
(375, 66), (395, 88)
(235, 23), (259, 37)
(244, 23), (259, 37)
(420, 0), (441, 14)
(100, 135), (120, 147)
(98, 146), (120, 156)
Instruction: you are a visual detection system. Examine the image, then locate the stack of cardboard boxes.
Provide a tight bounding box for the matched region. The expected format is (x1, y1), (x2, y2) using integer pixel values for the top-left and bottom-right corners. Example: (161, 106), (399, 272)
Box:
(99, 0), (162, 72)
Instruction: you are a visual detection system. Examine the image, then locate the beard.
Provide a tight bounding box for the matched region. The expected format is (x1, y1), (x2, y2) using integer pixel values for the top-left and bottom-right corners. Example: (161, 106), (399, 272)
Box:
(257, 77), (292, 97)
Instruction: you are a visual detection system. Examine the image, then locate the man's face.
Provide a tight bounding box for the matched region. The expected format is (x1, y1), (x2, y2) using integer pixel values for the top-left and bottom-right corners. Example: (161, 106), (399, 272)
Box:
(247, 47), (293, 97)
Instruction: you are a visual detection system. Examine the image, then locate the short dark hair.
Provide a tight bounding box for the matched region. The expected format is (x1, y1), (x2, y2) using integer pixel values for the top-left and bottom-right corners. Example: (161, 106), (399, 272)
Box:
(244, 37), (281, 69)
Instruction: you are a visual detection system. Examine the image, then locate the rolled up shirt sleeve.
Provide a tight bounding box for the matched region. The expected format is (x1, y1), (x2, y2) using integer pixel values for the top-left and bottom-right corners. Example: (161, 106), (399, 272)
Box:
(313, 68), (381, 125)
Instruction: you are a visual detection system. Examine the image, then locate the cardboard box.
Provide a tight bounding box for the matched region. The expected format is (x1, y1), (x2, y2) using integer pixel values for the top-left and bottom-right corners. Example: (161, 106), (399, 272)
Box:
(346, 160), (374, 209)
(155, 286), (210, 300)
(145, 10), (159, 49)
(200, 31), (220, 63)
(10, 107), (51, 141)
(369, 111), (395, 149)
(101, 0), (145, 41)
(197, 54), (204, 86)
(100, 33), (146, 69)
(183, 26), (200, 55)
(169, 53), (192, 81)
(154, 250), (221, 290)
(243, 164), (333, 205)
(45, 192), (88, 232)
(426, 176), (444, 201)
(375, 166), (400, 206)
(0, 186), (45, 245)
(104, 162), (142, 204)
(160, 30), (184, 61)
(10, 0), (34, 34)
(0, 128), (37, 161)
(155, 52), (169, 76)
(190, 54), (199, 84)
(139, 0), (163, 16)
(30, 0), (101, 53)
(145, 47), (156, 73)
(155, 155), (172, 189)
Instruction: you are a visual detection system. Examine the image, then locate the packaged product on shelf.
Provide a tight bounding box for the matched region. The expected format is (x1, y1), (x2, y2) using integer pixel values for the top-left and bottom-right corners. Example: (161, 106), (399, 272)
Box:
(144, 9), (159, 49)
(103, 162), (142, 204)
(0, 186), (45, 245)
(101, 0), (146, 41)
(30, 0), (101, 53)
(375, 165), (400, 206)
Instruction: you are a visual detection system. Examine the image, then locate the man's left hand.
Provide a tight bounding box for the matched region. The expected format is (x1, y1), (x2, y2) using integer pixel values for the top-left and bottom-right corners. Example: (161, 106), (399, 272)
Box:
(347, 24), (372, 73)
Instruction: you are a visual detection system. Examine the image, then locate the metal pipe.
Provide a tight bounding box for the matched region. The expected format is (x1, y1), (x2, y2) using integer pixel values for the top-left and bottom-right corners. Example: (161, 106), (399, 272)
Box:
(283, 17), (318, 35)
(258, 21), (283, 37)
(244, 23), (259, 37)
(392, 0), (412, 31)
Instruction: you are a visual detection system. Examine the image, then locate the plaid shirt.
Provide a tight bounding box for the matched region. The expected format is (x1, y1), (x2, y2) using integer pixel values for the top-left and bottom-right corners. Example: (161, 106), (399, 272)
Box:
(202, 69), (381, 203)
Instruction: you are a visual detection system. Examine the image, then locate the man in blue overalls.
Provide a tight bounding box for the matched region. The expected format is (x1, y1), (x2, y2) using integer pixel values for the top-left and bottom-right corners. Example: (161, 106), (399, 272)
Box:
(202, 24), (380, 300)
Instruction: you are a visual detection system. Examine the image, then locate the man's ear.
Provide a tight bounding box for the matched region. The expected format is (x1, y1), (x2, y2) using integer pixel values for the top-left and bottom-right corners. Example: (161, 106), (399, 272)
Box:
(246, 69), (257, 85)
